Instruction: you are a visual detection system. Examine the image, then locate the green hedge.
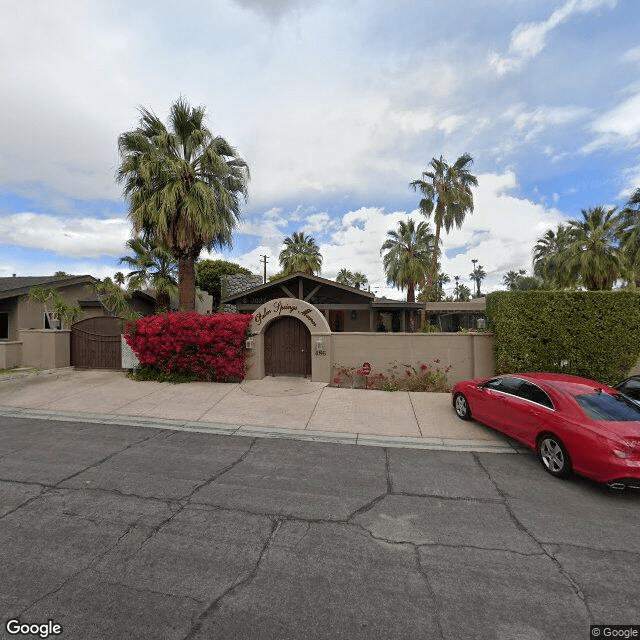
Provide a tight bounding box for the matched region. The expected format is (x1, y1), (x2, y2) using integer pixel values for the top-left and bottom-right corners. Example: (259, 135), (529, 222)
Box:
(486, 291), (640, 385)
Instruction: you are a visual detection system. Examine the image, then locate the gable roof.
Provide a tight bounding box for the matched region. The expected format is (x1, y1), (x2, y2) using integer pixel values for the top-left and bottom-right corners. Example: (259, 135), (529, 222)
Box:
(0, 275), (98, 301)
(222, 271), (375, 304)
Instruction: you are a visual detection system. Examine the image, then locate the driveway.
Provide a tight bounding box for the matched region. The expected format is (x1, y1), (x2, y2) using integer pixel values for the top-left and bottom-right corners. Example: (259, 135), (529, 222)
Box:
(0, 413), (639, 639)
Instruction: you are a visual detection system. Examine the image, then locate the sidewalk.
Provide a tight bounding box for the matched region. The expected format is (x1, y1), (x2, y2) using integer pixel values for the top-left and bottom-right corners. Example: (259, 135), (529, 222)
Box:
(0, 369), (525, 453)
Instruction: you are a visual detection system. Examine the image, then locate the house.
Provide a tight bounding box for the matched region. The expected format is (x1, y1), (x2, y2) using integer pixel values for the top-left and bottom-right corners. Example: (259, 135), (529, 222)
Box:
(221, 272), (487, 333)
(0, 275), (156, 370)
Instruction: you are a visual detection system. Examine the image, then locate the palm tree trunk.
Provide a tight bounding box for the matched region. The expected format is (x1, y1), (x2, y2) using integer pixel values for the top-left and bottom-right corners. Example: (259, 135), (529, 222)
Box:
(407, 283), (415, 303)
(422, 222), (442, 327)
(178, 256), (197, 311)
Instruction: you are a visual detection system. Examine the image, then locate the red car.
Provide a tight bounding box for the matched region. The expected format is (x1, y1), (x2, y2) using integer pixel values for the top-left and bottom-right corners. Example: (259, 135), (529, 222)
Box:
(452, 372), (640, 490)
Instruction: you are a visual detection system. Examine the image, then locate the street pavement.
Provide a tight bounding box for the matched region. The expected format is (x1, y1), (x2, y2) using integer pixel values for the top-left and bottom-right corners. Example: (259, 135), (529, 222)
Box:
(0, 370), (639, 639)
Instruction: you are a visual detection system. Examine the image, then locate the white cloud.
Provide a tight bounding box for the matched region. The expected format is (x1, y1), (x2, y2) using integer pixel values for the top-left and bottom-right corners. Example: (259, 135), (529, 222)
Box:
(0, 213), (130, 258)
(583, 90), (640, 153)
(490, 0), (617, 75)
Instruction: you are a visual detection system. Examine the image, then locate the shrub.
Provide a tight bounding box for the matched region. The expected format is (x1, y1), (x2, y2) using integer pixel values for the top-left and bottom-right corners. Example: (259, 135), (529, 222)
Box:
(486, 291), (640, 386)
(125, 312), (252, 382)
(332, 359), (451, 392)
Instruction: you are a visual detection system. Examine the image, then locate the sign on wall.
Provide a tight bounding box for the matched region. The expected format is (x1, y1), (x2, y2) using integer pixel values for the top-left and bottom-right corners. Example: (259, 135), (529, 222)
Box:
(253, 300), (320, 328)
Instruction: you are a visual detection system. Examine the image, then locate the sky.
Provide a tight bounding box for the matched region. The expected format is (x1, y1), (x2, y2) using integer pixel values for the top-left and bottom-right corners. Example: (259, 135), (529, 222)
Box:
(1, 0), (639, 299)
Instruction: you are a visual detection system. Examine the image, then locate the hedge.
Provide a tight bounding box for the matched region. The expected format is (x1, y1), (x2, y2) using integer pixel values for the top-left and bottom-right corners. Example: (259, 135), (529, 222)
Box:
(486, 291), (640, 386)
(125, 312), (252, 382)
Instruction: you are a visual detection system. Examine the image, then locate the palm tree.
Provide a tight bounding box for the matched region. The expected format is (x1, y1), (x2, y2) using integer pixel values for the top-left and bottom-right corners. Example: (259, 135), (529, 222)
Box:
(563, 206), (624, 290)
(503, 269), (526, 290)
(380, 219), (435, 303)
(279, 231), (322, 275)
(620, 188), (640, 287)
(117, 98), (249, 311)
(336, 268), (368, 289)
(469, 259), (486, 297)
(336, 268), (354, 286)
(410, 153), (478, 305)
(113, 272), (126, 287)
(532, 224), (574, 288)
(119, 235), (178, 311)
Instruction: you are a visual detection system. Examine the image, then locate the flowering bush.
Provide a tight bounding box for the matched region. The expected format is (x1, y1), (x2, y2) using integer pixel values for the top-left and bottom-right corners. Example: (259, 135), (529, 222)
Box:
(125, 312), (252, 382)
(332, 359), (451, 392)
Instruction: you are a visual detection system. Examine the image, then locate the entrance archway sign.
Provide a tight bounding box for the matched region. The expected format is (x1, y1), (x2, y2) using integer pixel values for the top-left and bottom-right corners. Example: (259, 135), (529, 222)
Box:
(246, 298), (331, 382)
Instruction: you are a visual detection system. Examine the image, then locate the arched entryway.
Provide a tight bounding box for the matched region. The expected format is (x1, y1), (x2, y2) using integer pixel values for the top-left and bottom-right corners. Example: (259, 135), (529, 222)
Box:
(264, 316), (311, 376)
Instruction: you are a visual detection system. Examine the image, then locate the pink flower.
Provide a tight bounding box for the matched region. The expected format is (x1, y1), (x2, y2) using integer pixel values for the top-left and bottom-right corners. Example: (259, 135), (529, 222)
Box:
(405, 370), (411, 376)
(333, 377), (341, 384)
(420, 364), (428, 371)
(434, 358), (441, 364)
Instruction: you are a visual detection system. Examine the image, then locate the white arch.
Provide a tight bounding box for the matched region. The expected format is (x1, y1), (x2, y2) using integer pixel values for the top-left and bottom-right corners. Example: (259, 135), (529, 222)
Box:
(250, 298), (330, 336)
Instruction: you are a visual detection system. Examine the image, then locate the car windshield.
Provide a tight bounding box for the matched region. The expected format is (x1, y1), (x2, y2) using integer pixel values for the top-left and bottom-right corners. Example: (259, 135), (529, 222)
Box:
(574, 392), (640, 422)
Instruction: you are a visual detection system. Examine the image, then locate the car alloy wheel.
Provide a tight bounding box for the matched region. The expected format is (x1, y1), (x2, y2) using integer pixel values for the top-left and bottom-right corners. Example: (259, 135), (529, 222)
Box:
(538, 435), (571, 479)
(454, 393), (471, 420)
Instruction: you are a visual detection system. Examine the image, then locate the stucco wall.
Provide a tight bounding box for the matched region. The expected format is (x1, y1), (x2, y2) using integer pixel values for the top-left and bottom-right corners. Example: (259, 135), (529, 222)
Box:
(0, 341), (22, 369)
(19, 330), (70, 369)
(331, 332), (495, 385)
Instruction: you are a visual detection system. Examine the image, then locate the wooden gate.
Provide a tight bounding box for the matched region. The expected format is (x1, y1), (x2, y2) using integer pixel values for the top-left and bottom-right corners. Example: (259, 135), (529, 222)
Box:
(71, 316), (124, 369)
(264, 316), (311, 376)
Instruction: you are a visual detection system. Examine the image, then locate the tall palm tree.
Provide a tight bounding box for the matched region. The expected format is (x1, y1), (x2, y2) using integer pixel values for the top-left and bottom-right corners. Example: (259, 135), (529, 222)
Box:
(117, 98), (249, 311)
(620, 188), (640, 287)
(352, 272), (368, 289)
(381, 219), (435, 303)
(563, 206), (624, 290)
(410, 153), (478, 306)
(119, 235), (178, 311)
(469, 259), (486, 298)
(279, 231), (323, 275)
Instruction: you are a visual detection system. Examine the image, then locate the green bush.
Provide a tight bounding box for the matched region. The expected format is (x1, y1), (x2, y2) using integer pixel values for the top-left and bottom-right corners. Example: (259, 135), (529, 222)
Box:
(486, 291), (640, 385)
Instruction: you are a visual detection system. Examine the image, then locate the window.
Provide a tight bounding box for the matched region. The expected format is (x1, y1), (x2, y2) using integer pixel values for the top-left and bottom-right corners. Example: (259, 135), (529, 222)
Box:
(575, 393), (640, 422)
(519, 381), (554, 409)
(485, 377), (523, 396)
(0, 313), (8, 339)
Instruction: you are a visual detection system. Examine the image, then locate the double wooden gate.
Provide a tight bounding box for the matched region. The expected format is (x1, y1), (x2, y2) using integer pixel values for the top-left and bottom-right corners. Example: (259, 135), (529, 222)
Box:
(264, 316), (311, 377)
(71, 316), (124, 369)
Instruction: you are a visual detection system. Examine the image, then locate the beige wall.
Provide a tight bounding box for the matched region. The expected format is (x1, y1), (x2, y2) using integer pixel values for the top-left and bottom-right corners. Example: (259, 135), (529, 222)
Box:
(19, 330), (70, 369)
(331, 332), (495, 385)
(0, 341), (22, 369)
(16, 283), (105, 335)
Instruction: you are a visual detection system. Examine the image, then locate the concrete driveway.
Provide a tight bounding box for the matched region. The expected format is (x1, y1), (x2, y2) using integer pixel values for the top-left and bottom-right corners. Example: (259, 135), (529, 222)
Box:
(0, 369), (521, 453)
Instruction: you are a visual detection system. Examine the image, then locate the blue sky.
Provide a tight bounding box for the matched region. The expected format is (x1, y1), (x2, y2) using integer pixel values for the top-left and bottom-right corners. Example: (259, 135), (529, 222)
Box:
(1, 0), (639, 298)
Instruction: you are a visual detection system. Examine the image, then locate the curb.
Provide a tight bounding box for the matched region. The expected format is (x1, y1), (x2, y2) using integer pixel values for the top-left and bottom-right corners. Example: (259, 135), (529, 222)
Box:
(0, 404), (527, 454)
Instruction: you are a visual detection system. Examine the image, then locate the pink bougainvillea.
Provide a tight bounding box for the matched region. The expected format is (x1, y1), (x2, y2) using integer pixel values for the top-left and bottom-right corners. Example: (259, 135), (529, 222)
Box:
(125, 312), (252, 382)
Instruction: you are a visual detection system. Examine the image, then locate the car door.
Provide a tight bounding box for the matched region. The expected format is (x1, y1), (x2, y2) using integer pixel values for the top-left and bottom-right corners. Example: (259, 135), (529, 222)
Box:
(503, 380), (555, 444)
(473, 377), (521, 433)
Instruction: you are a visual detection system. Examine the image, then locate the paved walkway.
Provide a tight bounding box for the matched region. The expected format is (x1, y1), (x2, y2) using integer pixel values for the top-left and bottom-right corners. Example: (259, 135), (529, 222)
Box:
(0, 368), (526, 453)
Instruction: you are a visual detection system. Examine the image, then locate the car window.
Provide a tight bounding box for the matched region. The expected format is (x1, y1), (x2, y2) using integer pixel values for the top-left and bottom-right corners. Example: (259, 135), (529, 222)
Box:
(619, 379), (640, 400)
(575, 392), (640, 422)
(518, 381), (554, 409)
(485, 377), (522, 396)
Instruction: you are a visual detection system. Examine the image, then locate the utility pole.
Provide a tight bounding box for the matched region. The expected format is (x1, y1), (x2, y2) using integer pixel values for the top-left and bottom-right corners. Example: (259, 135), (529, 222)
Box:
(260, 255), (269, 284)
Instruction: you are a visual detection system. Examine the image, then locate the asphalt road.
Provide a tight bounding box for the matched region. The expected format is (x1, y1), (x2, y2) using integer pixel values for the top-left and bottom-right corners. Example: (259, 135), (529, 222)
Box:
(0, 416), (638, 640)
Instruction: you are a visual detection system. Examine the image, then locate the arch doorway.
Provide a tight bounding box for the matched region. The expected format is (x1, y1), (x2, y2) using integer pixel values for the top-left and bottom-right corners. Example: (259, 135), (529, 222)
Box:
(264, 316), (311, 377)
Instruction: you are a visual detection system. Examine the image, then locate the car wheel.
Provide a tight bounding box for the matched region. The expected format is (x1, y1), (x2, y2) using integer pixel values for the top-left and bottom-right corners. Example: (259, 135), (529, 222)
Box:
(454, 393), (471, 420)
(538, 434), (571, 479)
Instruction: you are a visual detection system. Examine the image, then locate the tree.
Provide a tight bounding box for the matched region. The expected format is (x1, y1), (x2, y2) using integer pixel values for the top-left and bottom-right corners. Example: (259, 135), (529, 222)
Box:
(195, 259), (252, 309)
(532, 224), (575, 288)
(503, 269), (526, 291)
(279, 231), (322, 275)
(620, 188), (640, 287)
(410, 153), (478, 307)
(469, 259), (486, 297)
(88, 278), (140, 321)
(564, 206), (624, 290)
(117, 98), (249, 312)
(27, 287), (82, 328)
(119, 235), (178, 311)
(380, 218), (435, 303)
(113, 272), (126, 286)
(336, 268), (368, 289)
